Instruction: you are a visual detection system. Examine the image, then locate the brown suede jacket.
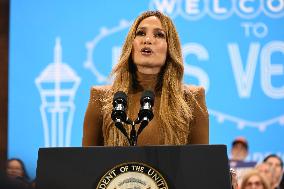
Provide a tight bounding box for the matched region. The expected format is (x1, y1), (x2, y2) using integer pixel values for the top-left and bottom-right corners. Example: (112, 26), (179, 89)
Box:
(82, 73), (209, 146)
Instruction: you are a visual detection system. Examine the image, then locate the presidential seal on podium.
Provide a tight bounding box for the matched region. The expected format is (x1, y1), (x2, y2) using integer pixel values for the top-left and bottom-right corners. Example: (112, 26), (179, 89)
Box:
(96, 162), (168, 189)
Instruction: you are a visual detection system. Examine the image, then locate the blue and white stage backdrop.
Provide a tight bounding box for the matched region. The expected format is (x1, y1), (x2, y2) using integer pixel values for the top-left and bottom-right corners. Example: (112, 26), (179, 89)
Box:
(9, 0), (284, 178)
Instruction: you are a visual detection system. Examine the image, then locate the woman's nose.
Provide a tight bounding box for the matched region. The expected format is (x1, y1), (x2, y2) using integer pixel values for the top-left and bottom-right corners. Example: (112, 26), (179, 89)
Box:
(144, 36), (152, 44)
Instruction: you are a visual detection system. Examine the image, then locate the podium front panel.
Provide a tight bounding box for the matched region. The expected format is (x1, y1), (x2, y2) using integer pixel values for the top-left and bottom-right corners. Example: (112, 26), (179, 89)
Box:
(36, 145), (231, 189)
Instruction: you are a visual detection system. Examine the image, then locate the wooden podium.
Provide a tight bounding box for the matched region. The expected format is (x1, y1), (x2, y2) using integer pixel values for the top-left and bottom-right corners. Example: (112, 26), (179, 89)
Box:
(36, 145), (231, 189)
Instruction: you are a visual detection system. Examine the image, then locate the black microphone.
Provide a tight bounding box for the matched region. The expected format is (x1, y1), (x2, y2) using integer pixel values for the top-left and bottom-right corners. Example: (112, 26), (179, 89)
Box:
(111, 91), (128, 137)
(136, 90), (155, 135)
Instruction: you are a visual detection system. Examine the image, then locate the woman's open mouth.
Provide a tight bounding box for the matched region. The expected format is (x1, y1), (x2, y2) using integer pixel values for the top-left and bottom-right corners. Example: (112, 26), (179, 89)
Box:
(141, 47), (153, 55)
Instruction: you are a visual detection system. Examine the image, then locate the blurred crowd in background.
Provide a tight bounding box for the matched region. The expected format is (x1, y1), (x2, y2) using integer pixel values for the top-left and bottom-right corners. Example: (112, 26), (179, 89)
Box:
(230, 137), (283, 189)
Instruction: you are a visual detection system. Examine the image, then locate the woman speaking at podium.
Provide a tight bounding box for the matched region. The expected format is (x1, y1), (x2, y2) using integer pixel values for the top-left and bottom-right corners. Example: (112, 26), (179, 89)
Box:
(82, 11), (238, 188)
(82, 10), (209, 147)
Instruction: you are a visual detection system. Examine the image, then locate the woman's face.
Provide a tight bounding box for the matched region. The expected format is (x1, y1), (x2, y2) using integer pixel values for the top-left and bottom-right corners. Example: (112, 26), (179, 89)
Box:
(256, 163), (273, 186)
(265, 157), (283, 185)
(6, 160), (24, 178)
(244, 175), (264, 189)
(132, 16), (168, 74)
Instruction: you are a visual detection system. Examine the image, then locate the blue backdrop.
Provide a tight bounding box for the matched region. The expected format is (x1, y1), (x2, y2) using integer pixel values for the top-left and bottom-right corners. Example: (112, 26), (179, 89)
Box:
(9, 0), (284, 178)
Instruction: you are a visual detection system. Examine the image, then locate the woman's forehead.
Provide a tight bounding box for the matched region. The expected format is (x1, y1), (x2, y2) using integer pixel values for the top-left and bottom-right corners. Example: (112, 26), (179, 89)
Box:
(138, 16), (163, 29)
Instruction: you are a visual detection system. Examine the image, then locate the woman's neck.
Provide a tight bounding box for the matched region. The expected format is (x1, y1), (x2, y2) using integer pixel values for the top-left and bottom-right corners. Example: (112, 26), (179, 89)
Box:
(134, 71), (159, 91)
(136, 65), (161, 75)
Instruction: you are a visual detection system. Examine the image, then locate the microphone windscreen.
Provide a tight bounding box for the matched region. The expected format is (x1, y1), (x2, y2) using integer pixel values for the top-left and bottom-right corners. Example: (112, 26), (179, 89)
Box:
(140, 90), (155, 105)
(113, 91), (127, 106)
(113, 91), (127, 101)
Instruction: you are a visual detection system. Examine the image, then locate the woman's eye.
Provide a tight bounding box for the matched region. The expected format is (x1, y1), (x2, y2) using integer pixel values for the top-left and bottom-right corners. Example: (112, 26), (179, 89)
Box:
(135, 30), (145, 36)
(155, 32), (166, 38)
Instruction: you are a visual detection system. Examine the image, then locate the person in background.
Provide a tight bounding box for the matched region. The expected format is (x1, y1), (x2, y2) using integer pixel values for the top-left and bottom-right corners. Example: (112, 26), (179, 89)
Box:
(229, 136), (256, 188)
(6, 158), (32, 189)
(240, 169), (271, 189)
(263, 154), (283, 189)
(231, 136), (249, 162)
(256, 163), (274, 189)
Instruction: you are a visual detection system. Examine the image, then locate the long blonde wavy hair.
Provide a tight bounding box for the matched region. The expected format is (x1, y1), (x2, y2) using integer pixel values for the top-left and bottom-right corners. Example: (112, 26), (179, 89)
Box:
(103, 11), (193, 145)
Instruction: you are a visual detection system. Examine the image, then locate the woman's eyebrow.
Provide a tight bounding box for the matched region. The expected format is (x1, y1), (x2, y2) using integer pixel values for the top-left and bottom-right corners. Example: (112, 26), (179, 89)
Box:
(154, 28), (166, 33)
(137, 26), (165, 32)
(136, 26), (146, 30)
